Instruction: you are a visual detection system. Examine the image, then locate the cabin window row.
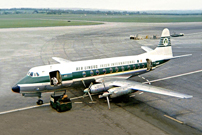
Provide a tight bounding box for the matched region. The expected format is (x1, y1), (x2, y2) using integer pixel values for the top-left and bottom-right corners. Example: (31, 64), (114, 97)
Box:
(76, 60), (141, 71)
(81, 64), (146, 77)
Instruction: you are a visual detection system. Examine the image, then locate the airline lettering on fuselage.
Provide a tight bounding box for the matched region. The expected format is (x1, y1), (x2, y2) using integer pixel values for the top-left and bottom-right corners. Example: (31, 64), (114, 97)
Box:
(75, 60), (142, 72)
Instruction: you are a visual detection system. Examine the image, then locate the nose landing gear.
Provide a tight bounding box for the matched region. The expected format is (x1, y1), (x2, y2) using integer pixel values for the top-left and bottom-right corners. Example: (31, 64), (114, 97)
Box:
(36, 99), (43, 105)
(36, 94), (43, 105)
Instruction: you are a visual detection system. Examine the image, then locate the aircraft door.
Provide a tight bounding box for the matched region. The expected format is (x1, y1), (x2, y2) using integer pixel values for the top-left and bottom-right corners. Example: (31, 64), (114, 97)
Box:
(146, 59), (152, 71)
(49, 70), (62, 86)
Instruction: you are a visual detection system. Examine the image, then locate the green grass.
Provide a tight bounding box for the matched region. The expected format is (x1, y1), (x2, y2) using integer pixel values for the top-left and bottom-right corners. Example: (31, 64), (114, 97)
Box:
(56, 14), (202, 23)
(0, 19), (102, 28)
(0, 14), (103, 28)
(0, 14), (201, 28)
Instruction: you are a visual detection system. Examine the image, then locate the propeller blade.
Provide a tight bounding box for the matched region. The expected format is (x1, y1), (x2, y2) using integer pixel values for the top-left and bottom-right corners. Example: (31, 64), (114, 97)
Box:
(106, 96), (111, 109)
(83, 82), (94, 102)
(89, 82), (93, 88)
(88, 91), (94, 102)
(82, 79), (86, 88)
(82, 92), (87, 98)
(98, 92), (112, 109)
(102, 80), (106, 91)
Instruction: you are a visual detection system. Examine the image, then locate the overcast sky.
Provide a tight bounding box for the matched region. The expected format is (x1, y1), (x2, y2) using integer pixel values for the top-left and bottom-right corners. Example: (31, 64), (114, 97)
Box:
(1, 0), (202, 11)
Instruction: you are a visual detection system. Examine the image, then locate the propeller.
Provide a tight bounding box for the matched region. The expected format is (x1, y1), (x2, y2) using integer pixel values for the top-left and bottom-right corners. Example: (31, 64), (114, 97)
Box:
(82, 80), (94, 102)
(99, 92), (111, 109)
(99, 79), (111, 109)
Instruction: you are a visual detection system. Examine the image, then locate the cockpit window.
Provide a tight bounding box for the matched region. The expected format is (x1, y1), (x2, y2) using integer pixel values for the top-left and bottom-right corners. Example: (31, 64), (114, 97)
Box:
(30, 72), (33, 76)
(36, 72), (39, 76)
(27, 72), (39, 77)
(27, 72), (30, 76)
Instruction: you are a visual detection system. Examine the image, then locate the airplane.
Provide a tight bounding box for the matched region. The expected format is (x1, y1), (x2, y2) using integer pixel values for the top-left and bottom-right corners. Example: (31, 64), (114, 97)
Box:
(12, 28), (193, 109)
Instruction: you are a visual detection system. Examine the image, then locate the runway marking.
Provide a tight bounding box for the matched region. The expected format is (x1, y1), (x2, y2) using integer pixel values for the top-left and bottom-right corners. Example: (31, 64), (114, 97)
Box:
(139, 92), (144, 95)
(74, 102), (83, 104)
(164, 115), (183, 124)
(142, 69), (202, 84)
(0, 94), (95, 115)
(89, 101), (96, 103)
(0, 103), (50, 115)
(138, 75), (151, 84)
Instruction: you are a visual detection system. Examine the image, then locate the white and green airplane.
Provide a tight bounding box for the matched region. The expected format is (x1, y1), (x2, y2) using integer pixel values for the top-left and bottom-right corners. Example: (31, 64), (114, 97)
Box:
(12, 28), (192, 109)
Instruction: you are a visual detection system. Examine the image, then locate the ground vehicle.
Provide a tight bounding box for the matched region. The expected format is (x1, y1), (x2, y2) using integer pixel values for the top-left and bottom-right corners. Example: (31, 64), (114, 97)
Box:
(171, 32), (184, 37)
(50, 94), (72, 112)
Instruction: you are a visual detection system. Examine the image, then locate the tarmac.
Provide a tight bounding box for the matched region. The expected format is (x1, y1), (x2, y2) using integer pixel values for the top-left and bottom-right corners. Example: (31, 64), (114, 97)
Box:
(0, 22), (202, 134)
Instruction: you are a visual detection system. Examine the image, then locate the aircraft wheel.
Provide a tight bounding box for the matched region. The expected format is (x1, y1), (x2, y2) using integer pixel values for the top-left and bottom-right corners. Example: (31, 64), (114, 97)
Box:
(37, 99), (43, 105)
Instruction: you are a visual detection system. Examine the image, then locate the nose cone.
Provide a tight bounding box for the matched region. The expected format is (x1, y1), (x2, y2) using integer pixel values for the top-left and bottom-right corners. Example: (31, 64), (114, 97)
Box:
(12, 85), (20, 93)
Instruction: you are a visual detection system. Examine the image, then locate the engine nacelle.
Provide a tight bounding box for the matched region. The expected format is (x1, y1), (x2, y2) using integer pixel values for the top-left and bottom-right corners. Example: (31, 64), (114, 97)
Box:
(90, 83), (111, 94)
(108, 87), (133, 98)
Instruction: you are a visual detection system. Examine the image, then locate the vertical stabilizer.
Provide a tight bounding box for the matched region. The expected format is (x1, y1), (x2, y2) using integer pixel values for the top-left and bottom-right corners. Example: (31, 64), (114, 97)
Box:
(158, 28), (171, 47)
(149, 28), (173, 57)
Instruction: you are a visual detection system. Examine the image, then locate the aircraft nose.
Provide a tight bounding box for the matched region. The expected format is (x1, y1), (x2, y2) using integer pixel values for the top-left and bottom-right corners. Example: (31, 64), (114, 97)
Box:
(12, 85), (20, 93)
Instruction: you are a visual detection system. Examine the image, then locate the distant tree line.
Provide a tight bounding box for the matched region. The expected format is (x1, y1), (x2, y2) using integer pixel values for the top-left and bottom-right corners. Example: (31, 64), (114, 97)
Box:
(0, 8), (201, 15)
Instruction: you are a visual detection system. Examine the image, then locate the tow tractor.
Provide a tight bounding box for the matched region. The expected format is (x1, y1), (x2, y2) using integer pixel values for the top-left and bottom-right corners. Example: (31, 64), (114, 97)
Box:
(50, 92), (72, 112)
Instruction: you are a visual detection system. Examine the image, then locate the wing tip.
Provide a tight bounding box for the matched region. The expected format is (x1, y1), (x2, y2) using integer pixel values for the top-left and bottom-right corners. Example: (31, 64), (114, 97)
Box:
(183, 95), (193, 99)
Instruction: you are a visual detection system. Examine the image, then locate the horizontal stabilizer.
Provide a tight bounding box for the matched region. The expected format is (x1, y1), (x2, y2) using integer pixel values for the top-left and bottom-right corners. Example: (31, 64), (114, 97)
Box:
(171, 54), (192, 59)
(141, 46), (153, 52)
(52, 57), (72, 64)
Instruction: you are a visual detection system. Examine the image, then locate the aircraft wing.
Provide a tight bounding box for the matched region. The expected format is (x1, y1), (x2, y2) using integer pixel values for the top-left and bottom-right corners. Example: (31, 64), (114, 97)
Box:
(52, 57), (72, 64)
(110, 80), (193, 99)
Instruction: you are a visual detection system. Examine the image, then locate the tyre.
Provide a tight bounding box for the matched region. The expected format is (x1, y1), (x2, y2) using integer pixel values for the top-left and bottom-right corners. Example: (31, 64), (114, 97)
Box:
(36, 99), (43, 105)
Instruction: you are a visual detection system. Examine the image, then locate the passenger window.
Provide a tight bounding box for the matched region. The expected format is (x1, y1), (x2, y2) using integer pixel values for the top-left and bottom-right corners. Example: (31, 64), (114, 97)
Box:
(90, 70), (94, 76)
(115, 67), (118, 72)
(96, 70), (99, 75)
(109, 68), (113, 73)
(121, 66), (124, 71)
(133, 65), (136, 69)
(103, 69), (106, 74)
(82, 71), (86, 77)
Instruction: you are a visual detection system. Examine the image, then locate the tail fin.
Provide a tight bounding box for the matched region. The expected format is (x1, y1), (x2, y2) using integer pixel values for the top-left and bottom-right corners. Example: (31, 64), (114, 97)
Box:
(150, 28), (173, 57)
(158, 28), (171, 47)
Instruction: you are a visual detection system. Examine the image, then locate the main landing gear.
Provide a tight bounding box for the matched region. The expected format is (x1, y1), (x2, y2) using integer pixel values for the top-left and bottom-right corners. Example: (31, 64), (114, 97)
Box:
(36, 99), (43, 105)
